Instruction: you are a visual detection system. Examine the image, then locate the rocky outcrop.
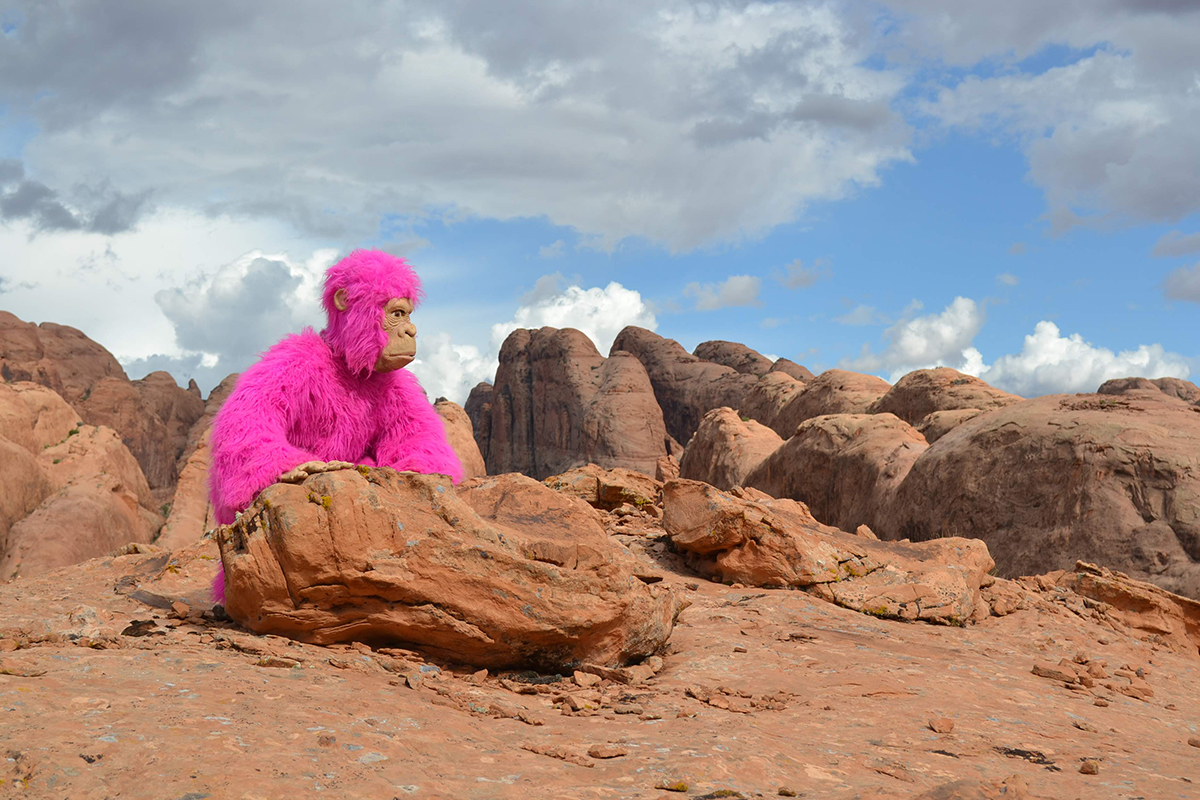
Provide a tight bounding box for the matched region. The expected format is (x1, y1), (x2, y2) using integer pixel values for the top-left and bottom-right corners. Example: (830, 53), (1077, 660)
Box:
(737, 371), (806, 433)
(0, 310), (127, 404)
(38, 425), (154, 510)
(768, 369), (891, 438)
(0, 381), (79, 453)
(662, 479), (994, 624)
(133, 371), (205, 465)
(543, 463), (662, 511)
(693, 340), (773, 376)
(435, 398), (486, 479)
(216, 468), (681, 670)
(77, 376), (177, 497)
(486, 328), (671, 479)
(890, 390), (1200, 597)
(1099, 376), (1200, 406)
(464, 381), (494, 462)
(868, 367), (1021, 426)
(611, 326), (757, 445)
(679, 407), (783, 491)
(769, 358), (815, 381)
(0, 437), (51, 564)
(746, 413), (927, 533)
(915, 408), (985, 444)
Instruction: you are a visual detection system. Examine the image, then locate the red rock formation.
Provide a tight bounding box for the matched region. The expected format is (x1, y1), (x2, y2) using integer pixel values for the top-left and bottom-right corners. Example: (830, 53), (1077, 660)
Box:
(891, 390), (1200, 597)
(693, 340), (773, 376)
(0, 310), (127, 404)
(737, 371), (806, 433)
(486, 328), (671, 479)
(746, 413), (927, 533)
(769, 368), (891, 437)
(1099, 376), (1200, 406)
(464, 381), (494, 463)
(0, 437), (51, 565)
(76, 376), (177, 498)
(611, 326), (756, 445)
(915, 407), (985, 444)
(868, 367), (1022, 426)
(434, 398), (486, 479)
(768, 357), (815, 381)
(133, 371), (205, 465)
(217, 468), (681, 670)
(663, 479), (994, 624)
(679, 407), (783, 491)
(0, 381), (79, 453)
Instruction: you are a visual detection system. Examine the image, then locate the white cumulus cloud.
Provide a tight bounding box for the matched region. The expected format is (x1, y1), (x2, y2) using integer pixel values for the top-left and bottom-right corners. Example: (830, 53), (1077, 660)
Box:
(845, 296), (985, 379)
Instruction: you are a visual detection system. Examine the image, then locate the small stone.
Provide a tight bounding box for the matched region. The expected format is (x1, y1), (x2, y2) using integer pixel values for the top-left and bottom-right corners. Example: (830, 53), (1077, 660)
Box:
(685, 582), (700, 590)
(255, 656), (299, 668)
(928, 717), (954, 734)
(317, 734), (336, 747)
(0, 640), (17, 653)
(169, 601), (190, 619)
(733, 646), (748, 653)
(1080, 760), (1100, 775)
(730, 583), (745, 589)
(468, 668), (488, 684)
(1072, 720), (1098, 733)
(778, 789), (798, 798)
(1031, 662), (1077, 683)
(645, 655), (665, 674)
(574, 670), (602, 688)
(588, 744), (628, 759)
(1093, 699), (1109, 707)
(404, 673), (422, 690)
(656, 779), (689, 792)
(1188, 737), (1200, 748)
(614, 703), (644, 715)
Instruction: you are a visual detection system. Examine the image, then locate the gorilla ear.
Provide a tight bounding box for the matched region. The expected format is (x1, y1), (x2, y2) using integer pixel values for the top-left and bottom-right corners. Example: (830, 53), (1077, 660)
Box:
(333, 288), (349, 312)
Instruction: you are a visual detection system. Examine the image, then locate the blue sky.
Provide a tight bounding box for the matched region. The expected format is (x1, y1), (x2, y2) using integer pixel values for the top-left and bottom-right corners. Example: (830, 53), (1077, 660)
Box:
(1, 1), (1197, 402)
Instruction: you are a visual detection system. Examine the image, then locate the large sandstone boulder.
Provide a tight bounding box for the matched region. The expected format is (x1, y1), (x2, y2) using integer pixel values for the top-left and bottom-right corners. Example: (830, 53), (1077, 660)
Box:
(0, 381), (79, 453)
(737, 371), (806, 433)
(868, 367), (1022, 426)
(464, 381), (494, 463)
(679, 407), (783, 491)
(486, 328), (671, 479)
(915, 408), (986, 444)
(890, 390), (1200, 598)
(662, 479), (994, 624)
(693, 340), (773, 376)
(611, 326), (756, 445)
(133, 371), (205, 465)
(0, 473), (161, 581)
(1099, 376), (1200, 406)
(38, 424), (154, 509)
(0, 311), (127, 404)
(216, 468), (681, 670)
(434, 398), (486, 479)
(769, 369), (891, 438)
(77, 376), (177, 496)
(746, 413), (927, 533)
(769, 358), (815, 381)
(0, 437), (51, 564)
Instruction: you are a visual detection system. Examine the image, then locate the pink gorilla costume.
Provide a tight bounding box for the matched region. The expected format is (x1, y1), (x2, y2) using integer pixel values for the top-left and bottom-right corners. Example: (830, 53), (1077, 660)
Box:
(208, 250), (463, 603)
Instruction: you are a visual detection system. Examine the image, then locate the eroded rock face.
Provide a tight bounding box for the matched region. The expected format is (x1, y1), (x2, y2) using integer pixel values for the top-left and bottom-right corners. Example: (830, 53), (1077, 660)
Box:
(693, 340), (773, 376)
(869, 367), (1022, 426)
(662, 479), (994, 624)
(769, 369), (891, 437)
(216, 468), (681, 670)
(611, 326), (756, 445)
(768, 358), (815, 381)
(0, 311), (126, 404)
(39, 425), (154, 509)
(133, 371), (205, 466)
(0, 437), (51, 560)
(915, 408), (985, 444)
(0, 381), (79, 453)
(77, 376), (177, 496)
(487, 328), (671, 479)
(737, 371), (806, 433)
(464, 381), (494, 462)
(891, 391), (1200, 598)
(746, 413), (927, 533)
(679, 407), (782, 491)
(1099, 376), (1200, 406)
(435, 398), (486, 479)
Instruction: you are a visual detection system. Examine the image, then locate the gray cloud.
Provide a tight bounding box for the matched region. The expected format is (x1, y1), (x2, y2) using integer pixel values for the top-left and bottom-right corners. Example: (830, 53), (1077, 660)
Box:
(1153, 230), (1200, 258)
(1163, 263), (1200, 303)
(0, 158), (151, 234)
(1, 1), (911, 251)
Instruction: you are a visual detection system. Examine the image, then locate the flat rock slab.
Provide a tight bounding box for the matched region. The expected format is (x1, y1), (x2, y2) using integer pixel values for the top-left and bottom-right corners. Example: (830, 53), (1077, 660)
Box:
(216, 468), (682, 670)
(662, 479), (994, 625)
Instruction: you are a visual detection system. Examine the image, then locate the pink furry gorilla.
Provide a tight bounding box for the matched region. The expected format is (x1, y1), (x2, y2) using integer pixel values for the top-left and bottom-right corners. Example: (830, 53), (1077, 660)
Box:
(208, 249), (463, 602)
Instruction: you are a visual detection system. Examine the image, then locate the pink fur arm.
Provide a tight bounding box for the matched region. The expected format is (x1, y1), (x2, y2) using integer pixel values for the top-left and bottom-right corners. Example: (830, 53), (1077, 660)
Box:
(373, 370), (464, 483)
(208, 339), (320, 524)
